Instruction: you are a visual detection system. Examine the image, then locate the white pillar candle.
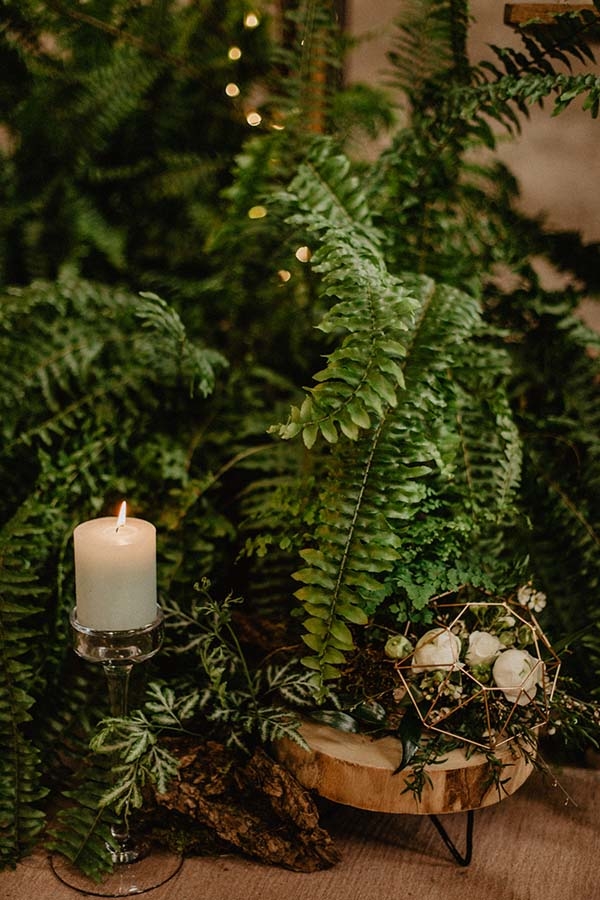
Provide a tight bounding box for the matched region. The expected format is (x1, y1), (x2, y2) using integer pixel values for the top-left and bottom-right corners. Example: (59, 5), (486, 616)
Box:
(74, 503), (157, 631)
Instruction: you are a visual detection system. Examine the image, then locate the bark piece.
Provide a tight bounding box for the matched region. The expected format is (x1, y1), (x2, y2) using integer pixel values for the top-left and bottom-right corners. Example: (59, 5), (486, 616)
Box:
(153, 738), (340, 872)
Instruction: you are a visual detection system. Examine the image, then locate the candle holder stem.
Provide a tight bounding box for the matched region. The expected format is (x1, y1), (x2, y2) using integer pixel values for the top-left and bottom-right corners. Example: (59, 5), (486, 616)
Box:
(104, 662), (133, 718)
(102, 661), (143, 866)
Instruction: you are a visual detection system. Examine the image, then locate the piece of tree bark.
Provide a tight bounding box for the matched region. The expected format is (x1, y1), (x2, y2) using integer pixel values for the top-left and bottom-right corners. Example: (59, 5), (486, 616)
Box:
(152, 738), (341, 872)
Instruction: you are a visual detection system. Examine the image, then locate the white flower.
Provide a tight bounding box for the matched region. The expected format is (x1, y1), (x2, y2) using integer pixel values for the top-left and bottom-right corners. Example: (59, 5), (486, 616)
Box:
(411, 627), (461, 672)
(492, 648), (543, 705)
(465, 630), (504, 667)
(517, 584), (547, 613)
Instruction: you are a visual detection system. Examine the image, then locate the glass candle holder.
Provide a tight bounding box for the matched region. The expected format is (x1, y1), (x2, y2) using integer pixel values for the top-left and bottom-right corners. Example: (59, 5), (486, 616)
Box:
(51, 607), (182, 896)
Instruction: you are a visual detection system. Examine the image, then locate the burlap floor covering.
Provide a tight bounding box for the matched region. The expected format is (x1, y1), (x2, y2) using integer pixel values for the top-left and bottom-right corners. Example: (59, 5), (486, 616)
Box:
(1, 765), (598, 900)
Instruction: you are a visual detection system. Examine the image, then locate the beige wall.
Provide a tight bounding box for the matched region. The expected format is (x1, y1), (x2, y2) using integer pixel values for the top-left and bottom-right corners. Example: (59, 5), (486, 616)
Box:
(346, 1), (600, 244)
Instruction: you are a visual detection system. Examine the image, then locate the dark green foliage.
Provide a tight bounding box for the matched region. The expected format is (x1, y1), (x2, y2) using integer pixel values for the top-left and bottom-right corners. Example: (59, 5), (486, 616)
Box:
(164, 587), (314, 749)
(46, 755), (119, 883)
(266, 152), (522, 695)
(0, 273), (227, 867)
(1, 0), (600, 875)
(0, 0), (271, 295)
(0, 501), (56, 867)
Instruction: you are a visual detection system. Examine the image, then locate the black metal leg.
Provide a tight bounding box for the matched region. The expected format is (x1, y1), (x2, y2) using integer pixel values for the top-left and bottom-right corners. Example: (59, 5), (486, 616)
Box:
(428, 809), (475, 866)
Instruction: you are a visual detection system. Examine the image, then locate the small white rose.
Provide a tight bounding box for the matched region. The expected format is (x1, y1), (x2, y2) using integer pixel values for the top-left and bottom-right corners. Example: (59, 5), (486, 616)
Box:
(411, 627), (461, 672)
(465, 630), (504, 667)
(384, 634), (413, 660)
(492, 648), (543, 705)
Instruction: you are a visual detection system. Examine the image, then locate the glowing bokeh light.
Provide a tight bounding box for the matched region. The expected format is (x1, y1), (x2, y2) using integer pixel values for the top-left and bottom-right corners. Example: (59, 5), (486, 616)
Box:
(225, 82), (240, 97)
(248, 205), (267, 219)
(295, 246), (311, 263)
(246, 111), (262, 127)
(228, 46), (242, 61)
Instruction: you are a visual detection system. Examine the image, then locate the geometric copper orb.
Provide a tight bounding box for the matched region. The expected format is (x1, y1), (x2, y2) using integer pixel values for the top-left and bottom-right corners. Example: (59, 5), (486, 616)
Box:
(392, 601), (561, 751)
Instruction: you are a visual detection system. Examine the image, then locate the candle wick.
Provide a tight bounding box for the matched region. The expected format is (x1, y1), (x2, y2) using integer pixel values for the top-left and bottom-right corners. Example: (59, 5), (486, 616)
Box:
(116, 500), (127, 532)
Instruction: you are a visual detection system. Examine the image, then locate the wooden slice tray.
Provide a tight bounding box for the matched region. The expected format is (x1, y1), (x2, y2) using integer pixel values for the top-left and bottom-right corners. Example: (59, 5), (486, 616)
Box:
(275, 719), (534, 816)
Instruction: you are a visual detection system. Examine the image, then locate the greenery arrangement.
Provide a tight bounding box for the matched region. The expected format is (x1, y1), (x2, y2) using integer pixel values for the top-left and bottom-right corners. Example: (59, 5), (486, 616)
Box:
(2, 0), (600, 881)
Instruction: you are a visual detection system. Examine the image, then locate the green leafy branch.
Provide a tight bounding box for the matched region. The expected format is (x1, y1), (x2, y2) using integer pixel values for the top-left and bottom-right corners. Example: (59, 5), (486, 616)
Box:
(164, 585), (313, 750)
(89, 684), (191, 815)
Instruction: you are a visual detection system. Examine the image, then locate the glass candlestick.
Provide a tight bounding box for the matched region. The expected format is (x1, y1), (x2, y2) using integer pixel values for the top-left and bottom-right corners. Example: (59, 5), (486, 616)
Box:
(51, 607), (183, 897)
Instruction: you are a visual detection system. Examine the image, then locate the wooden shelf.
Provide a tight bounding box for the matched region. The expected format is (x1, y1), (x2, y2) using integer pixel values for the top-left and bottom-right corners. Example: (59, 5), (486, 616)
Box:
(504, 3), (599, 27)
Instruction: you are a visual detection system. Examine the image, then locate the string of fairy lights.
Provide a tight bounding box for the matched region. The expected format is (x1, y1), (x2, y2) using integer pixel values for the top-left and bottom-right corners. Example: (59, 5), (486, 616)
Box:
(225, 8), (312, 283)
(225, 10), (262, 127)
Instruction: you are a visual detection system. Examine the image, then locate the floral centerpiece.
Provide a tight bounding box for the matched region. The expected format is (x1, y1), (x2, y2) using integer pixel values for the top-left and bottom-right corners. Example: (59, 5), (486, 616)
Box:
(301, 583), (597, 802)
(386, 587), (559, 756)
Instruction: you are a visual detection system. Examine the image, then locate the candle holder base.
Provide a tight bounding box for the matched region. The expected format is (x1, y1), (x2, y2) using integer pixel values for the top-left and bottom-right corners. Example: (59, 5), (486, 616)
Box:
(51, 845), (183, 897)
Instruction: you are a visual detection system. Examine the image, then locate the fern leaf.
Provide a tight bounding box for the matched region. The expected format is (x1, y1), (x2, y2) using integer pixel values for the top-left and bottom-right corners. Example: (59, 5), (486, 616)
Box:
(270, 149), (420, 448)
(265, 144), (524, 698)
(46, 758), (116, 882)
(0, 502), (56, 867)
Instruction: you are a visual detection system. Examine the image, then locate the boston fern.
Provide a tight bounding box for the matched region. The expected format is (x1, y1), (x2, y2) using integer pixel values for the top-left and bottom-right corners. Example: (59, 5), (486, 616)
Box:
(251, 2), (600, 707)
(268, 149), (522, 697)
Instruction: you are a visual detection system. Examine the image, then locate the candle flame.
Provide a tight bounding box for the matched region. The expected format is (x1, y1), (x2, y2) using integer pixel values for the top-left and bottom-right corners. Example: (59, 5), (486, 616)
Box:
(116, 501), (127, 531)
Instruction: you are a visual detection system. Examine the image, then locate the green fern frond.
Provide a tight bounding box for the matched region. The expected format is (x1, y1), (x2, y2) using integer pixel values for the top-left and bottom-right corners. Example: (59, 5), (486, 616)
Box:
(265, 146), (523, 698)
(0, 735), (48, 868)
(71, 46), (163, 165)
(0, 501), (56, 866)
(0, 275), (226, 453)
(387, 0), (470, 100)
(510, 307), (600, 645)
(292, 277), (501, 699)
(47, 682), (191, 880)
(270, 0), (345, 131)
(46, 757), (117, 883)
(454, 71), (600, 125)
(270, 149), (420, 448)
(451, 332), (523, 520)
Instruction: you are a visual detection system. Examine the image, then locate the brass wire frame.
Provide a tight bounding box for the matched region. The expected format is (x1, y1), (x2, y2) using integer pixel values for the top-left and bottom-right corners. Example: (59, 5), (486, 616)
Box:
(393, 601), (561, 751)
